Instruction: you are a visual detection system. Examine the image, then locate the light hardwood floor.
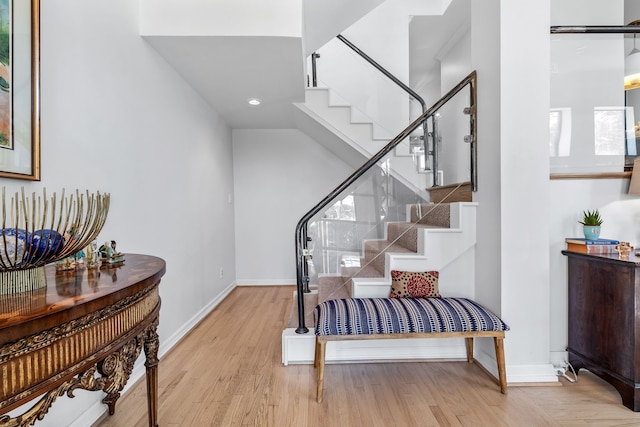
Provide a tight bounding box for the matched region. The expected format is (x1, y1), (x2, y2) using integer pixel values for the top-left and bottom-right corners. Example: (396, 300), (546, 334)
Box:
(96, 286), (640, 427)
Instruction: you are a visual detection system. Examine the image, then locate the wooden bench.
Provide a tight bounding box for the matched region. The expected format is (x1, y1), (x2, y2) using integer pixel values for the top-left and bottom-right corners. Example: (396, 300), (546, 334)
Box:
(313, 297), (509, 403)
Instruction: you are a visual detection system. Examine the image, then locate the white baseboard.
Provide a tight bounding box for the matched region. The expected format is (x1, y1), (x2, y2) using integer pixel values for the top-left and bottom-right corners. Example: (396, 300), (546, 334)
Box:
(160, 281), (237, 355)
(70, 401), (109, 427)
(236, 279), (296, 286)
(501, 363), (559, 383)
(282, 328), (560, 385)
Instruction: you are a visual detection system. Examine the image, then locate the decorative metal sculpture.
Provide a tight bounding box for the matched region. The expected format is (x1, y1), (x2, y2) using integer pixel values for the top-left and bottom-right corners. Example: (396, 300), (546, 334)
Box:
(0, 188), (110, 294)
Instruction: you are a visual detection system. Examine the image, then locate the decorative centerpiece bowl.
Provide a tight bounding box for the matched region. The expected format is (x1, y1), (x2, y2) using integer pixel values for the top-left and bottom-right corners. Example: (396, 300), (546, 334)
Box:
(0, 188), (110, 295)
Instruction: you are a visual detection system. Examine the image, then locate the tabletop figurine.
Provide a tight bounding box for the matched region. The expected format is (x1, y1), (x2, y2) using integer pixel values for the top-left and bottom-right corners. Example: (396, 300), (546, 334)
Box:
(74, 248), (86, 269)
(99, 240), (124, 264)
(86, 240), (100, 269)
(55, 256), (76, 272)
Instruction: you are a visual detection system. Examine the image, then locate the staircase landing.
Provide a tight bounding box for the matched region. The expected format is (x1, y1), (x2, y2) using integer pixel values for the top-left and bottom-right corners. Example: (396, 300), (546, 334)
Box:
(427, 182), (472, 203)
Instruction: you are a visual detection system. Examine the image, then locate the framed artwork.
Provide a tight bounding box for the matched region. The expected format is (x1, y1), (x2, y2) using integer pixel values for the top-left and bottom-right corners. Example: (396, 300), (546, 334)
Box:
(0, 0), (39, 180)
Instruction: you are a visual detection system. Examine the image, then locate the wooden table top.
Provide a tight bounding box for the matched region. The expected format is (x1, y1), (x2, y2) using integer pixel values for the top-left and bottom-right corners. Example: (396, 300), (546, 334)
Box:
(562, 250), (640, 266)
(0, 253), (166, 346)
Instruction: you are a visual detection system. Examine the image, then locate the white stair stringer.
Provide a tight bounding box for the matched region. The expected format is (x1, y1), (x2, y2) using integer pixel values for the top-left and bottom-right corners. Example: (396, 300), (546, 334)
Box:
(352, 202), (477, 298)
(323, 88), (396, 141)
(292, 101), (368, 169)
(294, 88), (437, 196)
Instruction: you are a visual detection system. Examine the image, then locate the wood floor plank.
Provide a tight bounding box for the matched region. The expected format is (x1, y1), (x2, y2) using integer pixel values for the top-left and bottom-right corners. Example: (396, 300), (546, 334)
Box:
(95, 286), (640, 427)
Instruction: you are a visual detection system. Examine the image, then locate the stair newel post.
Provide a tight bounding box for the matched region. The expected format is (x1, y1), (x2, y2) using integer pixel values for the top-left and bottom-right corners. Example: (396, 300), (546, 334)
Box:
(295, 221), (309, 334)
(302, 229), (312, 293)
(311, 52), (320, 88)
(422, 117), (429, 173)
(431, 114), (440, 187)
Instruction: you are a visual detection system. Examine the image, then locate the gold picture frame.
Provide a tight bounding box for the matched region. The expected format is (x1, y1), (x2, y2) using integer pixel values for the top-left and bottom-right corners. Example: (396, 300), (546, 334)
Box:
(0, 0), (39, 180)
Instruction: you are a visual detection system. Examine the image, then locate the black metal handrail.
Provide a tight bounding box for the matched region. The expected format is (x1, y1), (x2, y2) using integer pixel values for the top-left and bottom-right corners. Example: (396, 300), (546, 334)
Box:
(335, 36), (437, 185)
(336, 35), (426, 112)
(311, 35), (437, 186)
(294, 70), (477, 334)
(550, 25), (640, 34)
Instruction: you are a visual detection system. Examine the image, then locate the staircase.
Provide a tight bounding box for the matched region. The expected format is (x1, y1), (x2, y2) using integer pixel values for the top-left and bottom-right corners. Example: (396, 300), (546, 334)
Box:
(284, 69), (478, 365)
(282, 200), (477, 365)
(293, 87), (440, 196)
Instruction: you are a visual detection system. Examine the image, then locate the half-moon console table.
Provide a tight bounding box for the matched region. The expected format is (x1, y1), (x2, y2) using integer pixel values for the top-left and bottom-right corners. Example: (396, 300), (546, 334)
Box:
(0, 253), (166, 427)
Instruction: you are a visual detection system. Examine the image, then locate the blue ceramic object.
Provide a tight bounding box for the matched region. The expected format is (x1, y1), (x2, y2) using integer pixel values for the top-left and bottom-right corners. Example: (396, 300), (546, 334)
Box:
(583, 225), (601, 240)
(0, 228), (29, 264)
(27, 229), (64, 261)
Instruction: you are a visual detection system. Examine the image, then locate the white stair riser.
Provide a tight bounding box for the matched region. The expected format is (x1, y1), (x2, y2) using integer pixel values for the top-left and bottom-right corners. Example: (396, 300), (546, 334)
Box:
(352, 203), (477, 298)
(282, 328), (467, 365)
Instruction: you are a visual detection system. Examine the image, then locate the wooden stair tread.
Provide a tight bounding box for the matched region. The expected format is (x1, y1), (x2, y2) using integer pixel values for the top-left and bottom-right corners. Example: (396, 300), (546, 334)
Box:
(341, 264), (383, 278)
(364, 240), (414, 274)
(364, 240), (414, 253)
(427, 182), (472, 204)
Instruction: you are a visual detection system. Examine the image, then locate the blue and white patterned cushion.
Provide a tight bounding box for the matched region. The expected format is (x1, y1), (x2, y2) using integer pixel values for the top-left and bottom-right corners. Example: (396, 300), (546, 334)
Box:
(314, 297), (509, 336)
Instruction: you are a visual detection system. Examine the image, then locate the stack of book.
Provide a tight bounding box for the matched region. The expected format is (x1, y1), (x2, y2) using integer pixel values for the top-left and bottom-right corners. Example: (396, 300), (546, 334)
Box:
(565, 237), (619, 254)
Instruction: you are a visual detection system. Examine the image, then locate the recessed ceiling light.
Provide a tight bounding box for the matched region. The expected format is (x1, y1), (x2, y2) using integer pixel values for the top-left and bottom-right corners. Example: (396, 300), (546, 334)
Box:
(248, 98), (261, 106)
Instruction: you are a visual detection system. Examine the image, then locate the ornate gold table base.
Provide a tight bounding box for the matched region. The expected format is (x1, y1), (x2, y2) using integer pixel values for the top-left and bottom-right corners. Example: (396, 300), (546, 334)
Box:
(0, 254), (165, 427)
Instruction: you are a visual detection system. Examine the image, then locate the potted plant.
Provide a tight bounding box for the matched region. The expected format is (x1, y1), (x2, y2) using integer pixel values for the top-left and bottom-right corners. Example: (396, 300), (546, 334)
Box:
(579, 209), (603, 240)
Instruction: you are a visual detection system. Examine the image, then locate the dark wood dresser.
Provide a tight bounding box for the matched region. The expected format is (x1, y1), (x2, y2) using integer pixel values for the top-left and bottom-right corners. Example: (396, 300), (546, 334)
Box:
(0, 253), (165, 426)
(562, 250), (640, 411)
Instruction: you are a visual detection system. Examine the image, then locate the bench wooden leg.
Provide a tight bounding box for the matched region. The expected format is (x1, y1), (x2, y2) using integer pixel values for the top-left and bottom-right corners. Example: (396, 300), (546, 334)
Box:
(315, 337), (327, 403)
(465, 337), (474, 363)
(493, 336), (508, 394)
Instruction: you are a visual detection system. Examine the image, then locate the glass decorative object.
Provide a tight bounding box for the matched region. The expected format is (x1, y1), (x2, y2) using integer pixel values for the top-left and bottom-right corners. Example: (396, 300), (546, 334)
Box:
(617, 242), (634, 259)
(0, 188), (110, 295)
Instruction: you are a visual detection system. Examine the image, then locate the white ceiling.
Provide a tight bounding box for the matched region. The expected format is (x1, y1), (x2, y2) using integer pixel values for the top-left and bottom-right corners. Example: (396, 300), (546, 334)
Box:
(143, 35), (307, 129)
(142, 0), (469, 130)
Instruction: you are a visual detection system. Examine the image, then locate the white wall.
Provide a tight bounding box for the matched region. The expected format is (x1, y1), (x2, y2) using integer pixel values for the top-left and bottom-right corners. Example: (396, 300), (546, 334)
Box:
(498, 0), (552, 376)
(232, 129), (353, 284)
(471, 0), (555, 381)
(437, 27), (472, 186)
(470, 1), (501, 317)
(6, 0), (236, 425)
(548, 0), (629, 364)
(303, 0), (388, 54)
